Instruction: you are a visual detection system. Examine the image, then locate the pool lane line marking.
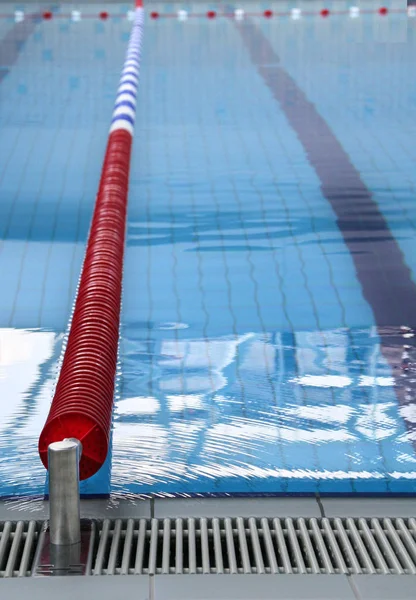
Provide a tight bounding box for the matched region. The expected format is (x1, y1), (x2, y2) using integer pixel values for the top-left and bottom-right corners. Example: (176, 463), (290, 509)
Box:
(0, 13), (45, 81)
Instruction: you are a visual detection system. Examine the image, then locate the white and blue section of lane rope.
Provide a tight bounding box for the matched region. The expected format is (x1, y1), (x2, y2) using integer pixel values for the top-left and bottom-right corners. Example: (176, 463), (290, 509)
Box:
(109, 5), (144, 137)
(0, 5), (142, 497)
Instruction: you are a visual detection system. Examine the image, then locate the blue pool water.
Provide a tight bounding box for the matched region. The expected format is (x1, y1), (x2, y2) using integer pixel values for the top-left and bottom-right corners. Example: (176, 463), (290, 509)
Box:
(1, 1), (416, 498)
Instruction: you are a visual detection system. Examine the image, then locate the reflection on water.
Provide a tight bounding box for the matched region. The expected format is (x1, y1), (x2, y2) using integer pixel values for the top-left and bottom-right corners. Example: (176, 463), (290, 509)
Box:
(112, 323), (416, 495)
(1, 2), (415, 500)
(112, 4), (416, 495)
(0, 327), (62, 496)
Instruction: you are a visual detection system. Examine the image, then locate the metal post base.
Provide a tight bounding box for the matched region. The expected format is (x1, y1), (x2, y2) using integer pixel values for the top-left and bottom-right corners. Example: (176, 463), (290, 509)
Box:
(32, 520), (95, 577)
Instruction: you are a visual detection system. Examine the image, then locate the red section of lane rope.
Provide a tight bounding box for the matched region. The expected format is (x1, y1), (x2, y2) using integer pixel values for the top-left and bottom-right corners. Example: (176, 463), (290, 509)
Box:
(38, 129), (132, 480)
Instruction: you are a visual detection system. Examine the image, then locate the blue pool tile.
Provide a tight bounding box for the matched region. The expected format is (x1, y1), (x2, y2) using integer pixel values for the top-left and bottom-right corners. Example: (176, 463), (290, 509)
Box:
(2, 5), (416, 499)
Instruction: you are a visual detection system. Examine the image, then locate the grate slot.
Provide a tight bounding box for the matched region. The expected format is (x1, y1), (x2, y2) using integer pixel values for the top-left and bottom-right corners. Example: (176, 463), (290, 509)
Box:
(249, 517), (265, 574)
(298, 518), (320, 574)
(84, 520), (97, 576)
(396, 518), (416, 571)
(175, 518), (183, 574)
(162, 518), (171, 574)
(18, 520), (37, 577)
(188, 518), (196, 574)
(346, 518), (376, 574)
(94, 519), (110, 575)
(107, 519), (122, 575)
(286, 518), (306, 574)
(372, 519), (403, 574)
(310, 518), (334, 574)
(5, 521), (24, 578)
(237, 518), (251, 574)
(120, 518), (134, 575)
(261, 518), (278, 574)
(322, 518), (349, 574)
(0, 522), (12, 572)
(0, 521), (41, 578)
(358, 518), (390, 574)
(200, 518), (210, 574)
(225, 518), (237, 574)
(273, 517), (292, 573)
(408, 518), (416, 542)
(134, 518), (147, 574)
(384, 519), (416, 574)
(333, 518), (362, 573)
(148, 518), (158, 575)
(212, 518), (224, 574)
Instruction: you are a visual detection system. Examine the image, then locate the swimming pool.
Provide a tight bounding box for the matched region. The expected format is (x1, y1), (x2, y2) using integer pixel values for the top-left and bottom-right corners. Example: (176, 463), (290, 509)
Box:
(1, 0), (416, 499)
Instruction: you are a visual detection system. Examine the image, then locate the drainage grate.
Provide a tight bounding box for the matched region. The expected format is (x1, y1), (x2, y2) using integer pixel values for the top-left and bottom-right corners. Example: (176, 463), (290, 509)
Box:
(0, 520), (42, 578)
(2, 517), (416, 576)
(91, 517), (416, 576)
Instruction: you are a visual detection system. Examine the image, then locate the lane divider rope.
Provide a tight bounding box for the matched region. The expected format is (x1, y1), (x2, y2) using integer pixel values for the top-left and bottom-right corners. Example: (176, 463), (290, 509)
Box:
(38, 0), (144, 481)
(5, 6), (416, 21)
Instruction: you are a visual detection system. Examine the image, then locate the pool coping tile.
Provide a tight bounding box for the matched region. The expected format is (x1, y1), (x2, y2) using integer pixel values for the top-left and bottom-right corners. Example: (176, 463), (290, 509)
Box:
(153, 497), (321, 518)
(350, 575), (416, 600)
(320, 498), (416, 518)
(154, 574), (356, 599)
(1, 575), (149, 600)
